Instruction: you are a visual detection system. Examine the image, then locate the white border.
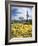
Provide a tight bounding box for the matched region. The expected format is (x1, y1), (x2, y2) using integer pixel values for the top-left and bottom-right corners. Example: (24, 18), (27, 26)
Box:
(8, 2), (35, 42)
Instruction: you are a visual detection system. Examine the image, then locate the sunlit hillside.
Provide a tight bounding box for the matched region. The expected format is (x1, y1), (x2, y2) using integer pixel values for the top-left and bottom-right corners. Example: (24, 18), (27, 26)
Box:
(10, 23), (32, 38)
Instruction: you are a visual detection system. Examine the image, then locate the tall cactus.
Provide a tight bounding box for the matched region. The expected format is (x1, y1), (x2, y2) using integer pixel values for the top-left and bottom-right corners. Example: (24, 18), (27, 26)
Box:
(26, 11), (29, 22)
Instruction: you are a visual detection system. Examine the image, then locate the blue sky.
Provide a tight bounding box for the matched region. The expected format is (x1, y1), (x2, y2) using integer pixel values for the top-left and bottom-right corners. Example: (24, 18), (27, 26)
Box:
(10, 6), (32, 20)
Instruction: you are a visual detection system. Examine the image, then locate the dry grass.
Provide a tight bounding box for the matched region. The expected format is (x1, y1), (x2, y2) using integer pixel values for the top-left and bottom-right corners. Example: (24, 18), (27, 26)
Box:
(10, 23), (32, 38)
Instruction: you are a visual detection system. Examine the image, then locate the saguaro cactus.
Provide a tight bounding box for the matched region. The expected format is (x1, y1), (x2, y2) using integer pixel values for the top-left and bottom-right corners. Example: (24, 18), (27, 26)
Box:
(26, 11), (29, 22)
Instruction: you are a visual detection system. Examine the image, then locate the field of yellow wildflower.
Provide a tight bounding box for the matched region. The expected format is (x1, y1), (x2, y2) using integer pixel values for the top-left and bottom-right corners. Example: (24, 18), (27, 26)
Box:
(10, 23), (32, 38)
